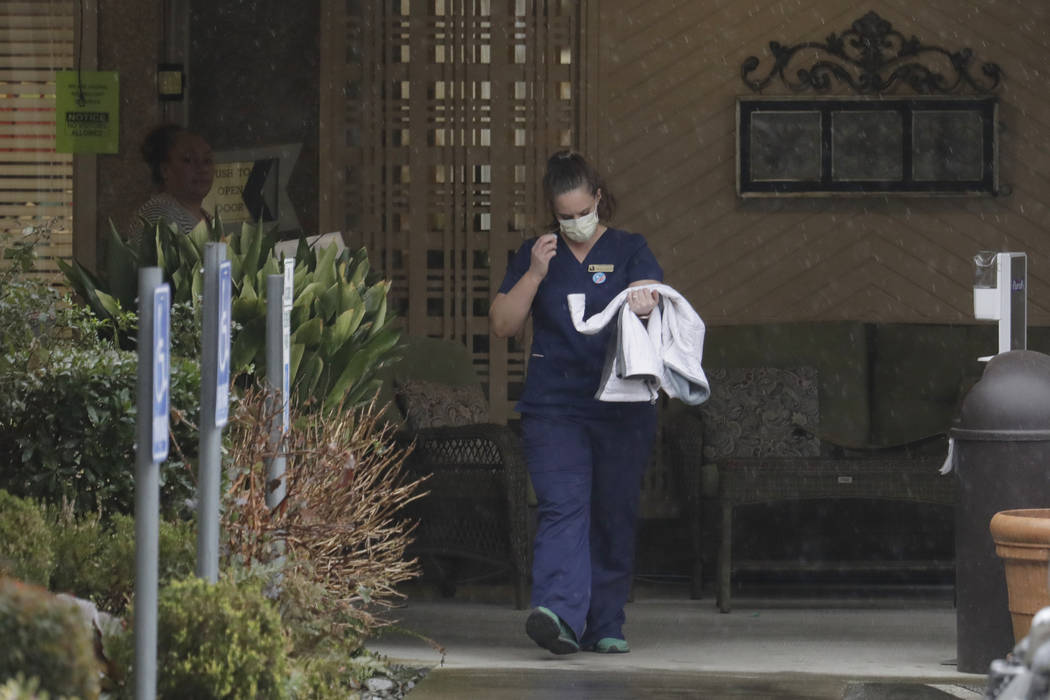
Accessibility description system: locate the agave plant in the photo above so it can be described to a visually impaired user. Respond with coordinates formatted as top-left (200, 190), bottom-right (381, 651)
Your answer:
top-left (59, 218), bottom-right (400, 408)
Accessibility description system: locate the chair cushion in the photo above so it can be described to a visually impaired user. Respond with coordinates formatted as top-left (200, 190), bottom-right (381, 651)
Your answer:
top-left (703, 322), bottom-right (869, 447)
top-left (375, 336), bottom-right (484, 426)
top-left (699, 366), bottom-right (819, 461)
top-left (395, 378), bottom-right (488, 432)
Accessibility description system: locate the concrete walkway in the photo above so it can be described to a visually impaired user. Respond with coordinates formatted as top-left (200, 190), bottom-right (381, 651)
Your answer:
top-left (370, 584), bottom-right (988, 699)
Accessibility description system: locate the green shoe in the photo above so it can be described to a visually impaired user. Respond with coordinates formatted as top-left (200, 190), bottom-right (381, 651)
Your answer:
top-left (525, 607), bottom-right (579, 655)
top-left (586, 637), bottom-right (630, 654)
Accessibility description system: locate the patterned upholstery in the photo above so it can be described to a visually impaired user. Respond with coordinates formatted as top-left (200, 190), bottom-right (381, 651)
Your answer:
top-left (699, 367), bottom-right (820, 461)
top-left (395, 379), bottom-right (489, 432)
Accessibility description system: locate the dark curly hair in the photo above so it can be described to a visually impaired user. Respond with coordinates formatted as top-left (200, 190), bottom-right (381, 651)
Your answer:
top-left (542, 150), bottom-right (616, 232)
top-left (141, 124), bottom-right (186, 186)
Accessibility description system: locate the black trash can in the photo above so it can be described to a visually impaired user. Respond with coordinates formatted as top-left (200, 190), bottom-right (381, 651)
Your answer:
top-left (953, 350), bottom-right (1050, 674)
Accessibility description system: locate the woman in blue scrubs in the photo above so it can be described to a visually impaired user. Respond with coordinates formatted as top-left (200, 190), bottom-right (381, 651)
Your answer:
top-left (490, 150), bottom-right (663, 655)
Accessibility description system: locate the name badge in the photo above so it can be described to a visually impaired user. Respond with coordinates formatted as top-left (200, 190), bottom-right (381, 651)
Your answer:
top-left (588, 264), bottom-right (614, 273)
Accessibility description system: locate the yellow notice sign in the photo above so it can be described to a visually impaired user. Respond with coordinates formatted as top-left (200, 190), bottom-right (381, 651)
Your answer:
top-left (55, 71), bottom-right (119, 154)
top-left (202, 161), bottom-right (255, 224)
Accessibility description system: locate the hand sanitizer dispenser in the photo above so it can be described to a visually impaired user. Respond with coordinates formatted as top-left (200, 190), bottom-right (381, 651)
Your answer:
top-left (974, 251), bottom-right (1027, 359)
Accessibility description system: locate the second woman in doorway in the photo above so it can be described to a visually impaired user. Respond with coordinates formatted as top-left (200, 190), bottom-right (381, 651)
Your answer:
top-left (128, 124), bottom-right (215, 237)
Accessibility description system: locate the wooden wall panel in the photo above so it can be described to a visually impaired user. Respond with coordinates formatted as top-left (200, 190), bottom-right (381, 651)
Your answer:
top-left (594, 0), bottom-right (1050, 325)
top-left (321, 0), bottom-right (579, 422)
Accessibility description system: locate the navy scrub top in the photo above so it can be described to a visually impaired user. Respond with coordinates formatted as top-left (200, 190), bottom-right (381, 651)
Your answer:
top-left (497, 227), bottom-right (663, 417)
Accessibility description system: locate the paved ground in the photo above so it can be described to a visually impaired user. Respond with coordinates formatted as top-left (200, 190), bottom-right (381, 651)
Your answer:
top-left (370, 583), bottom-right (989, 698)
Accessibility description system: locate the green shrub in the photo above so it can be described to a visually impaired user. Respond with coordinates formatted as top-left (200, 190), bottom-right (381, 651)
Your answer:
top-left (0, 578), bottom-right (100, 700)
top-left (49, 510), bottom-right (196, 614)
top-left (289, 652), bottom-right (423, 700)
top-left (268, 561), bottom-right (364, 659)
top-left (0, 673), bottom-right (60, 699)
top-left (0, 265), bottom-right (195, 516)
top-left (222, 559), bottom-right (371, 699)
top-left (46, 505), bottom-right (107, 603)
top-left (266, 563), bottom-right (367, 698)
top-left (1, 221), bottom-right (116, 356)
top-left (0, 347), bottom-right (200, 516)
top-left (288, 657), bottom-right (361, 700)
top-left (108, 576), bottom-right (289, 700)
top-left (0, 243), bottom-right (199, 517)
top-left (223, 559), bottom-right (378, 699)
top-left (61, 218), bottom-right (401, 408)
top-left (0, 491), bottom-right (53, 586)
top-left (0, 279), bottom-right (123, 364)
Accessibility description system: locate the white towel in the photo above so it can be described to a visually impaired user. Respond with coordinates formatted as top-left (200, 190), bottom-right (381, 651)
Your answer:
top-left (568, 284), bottom-right (710, 405)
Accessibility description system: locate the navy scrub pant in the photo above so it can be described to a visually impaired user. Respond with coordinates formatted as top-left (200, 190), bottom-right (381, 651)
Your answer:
top-left (521, 407), bottom-right (657, 646)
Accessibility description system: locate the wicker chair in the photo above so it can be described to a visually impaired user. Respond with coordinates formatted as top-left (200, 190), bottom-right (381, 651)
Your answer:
top-left (378, 336), bottom-right (530, 609)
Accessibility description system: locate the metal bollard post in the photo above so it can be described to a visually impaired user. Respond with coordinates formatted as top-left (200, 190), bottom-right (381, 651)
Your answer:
top-left (197, 243), bottom-right (229, 582)
top-left (264, 258), bottom-right (292, 509)
top-left (135, 267), bottom-right (169, 700)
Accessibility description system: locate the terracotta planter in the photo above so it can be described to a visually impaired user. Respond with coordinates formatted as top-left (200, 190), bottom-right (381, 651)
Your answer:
top-left (990, 508), bottom-right (1050, 642)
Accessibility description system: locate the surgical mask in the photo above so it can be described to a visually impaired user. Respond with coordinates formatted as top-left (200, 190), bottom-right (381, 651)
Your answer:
top-left (559, 206), bottom-right (599, 243)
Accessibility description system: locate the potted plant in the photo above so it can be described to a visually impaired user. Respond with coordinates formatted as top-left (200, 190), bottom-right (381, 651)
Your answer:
top-left (990, 508), bottom-right (1050, 642)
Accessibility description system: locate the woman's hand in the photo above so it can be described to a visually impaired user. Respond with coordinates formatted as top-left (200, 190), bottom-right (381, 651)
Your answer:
top-left (528, 232), bottom-right (558, 281)
top-left (628, 286), bottom-right (659, 318)
top-left (490, 232), bottom-right (558, 338)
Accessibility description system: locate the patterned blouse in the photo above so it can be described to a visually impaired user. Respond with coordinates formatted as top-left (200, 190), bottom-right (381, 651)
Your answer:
top-left (128, 193), bottom-right (209, 238)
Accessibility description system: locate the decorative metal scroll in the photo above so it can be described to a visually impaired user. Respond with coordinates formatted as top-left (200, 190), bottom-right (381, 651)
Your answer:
top-left (741, 11), bottom-right (1002, 95)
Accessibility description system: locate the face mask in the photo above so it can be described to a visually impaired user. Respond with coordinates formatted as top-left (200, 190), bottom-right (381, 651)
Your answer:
top-left (559, 206), bottom-right (599, 243)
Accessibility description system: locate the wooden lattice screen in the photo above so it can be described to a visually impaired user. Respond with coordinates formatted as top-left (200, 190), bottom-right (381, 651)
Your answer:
top-left (320, 0), bottom-right (581, 423)
top-left (0, 1), bottom-right (74, 281)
